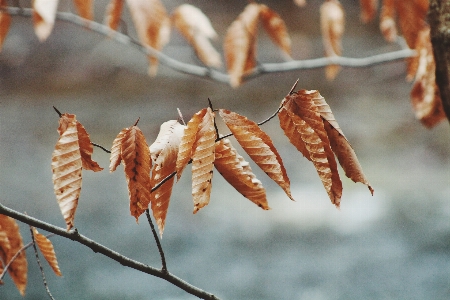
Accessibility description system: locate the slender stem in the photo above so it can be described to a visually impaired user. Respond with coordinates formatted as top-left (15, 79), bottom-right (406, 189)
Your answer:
top-left (29, 227), bottom-right (56, 300)
top-left (91, 142), bottom-right (111, 154)
top-left (0, 204), bottom-right (220, 300)
top-left (145, 209), bottom-right (167, 272)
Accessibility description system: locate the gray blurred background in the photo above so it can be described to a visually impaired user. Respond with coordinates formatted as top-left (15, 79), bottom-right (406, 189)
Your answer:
top-left (1, 0), bottom-right (449, 299)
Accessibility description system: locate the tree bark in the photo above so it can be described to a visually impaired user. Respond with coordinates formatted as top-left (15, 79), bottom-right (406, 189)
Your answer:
top-left (428, 0), bottom-right (450, 122)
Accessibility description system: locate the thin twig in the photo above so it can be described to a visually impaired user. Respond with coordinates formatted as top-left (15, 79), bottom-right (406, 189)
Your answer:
top-left (92, 142), bottom-right (111, 154)
top-left (208, 99), bottom-right (220, 139)
top-left (0, 204), bottom-right (220, 300)
top-left (29, 227), bottom-right (56, 300)
top-left (145, 209), bottom-right (167, 272)
top-left (53, 106), bottom-right (62, 118)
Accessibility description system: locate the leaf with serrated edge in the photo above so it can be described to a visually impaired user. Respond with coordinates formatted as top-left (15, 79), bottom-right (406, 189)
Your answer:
top-left (176, 108), bottom-right (208, 180)
top-left (215, 138), bottom-right (269, 209)
top-left (32, 228), bottom-right (62, 276)
top-left (73, 0), bottom-right (93, 20)
top-left (320, 0), bottom-right (345, 80)
top-left (0, 215), bottom-right (27, 296)
top-left (219, 109), bottom-right (293, 201)
top-left (0, 222), bottom-right (11, 280)
top-left (191, 107), bottom-right (216, 213)
top-left (52, 113), bottom-right (82, 230)
top-left (284, 91), bottom-right (342, 206)
top-left (172, 4), bottom-right (222, 68)
top-left (224, 3), bottom-right (261, 87)
top-left (109, 128), bottom-right (128, 172)
top-left (0, 7), bottom-right (11, 52)
top-left (121, 126), bottom-right (152, 220)
top-left (76, 121), bottom-right (103, 172)
top-left (105, 0), bottom-right (124, 31)
top-left (126, 0), bottom-right (171, 76)
top-left (149, 120), bottom-right (185, 236)
top-left (259, 4), bottom-right (291, 58)
top-left (32, 0), bottom-right (59, 42)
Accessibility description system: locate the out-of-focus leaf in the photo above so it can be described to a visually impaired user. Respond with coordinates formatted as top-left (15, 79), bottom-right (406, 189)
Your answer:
top-left (0, 0), bottom-right (11, 52)
top-left (73, 0), bottom-right (93, 20)
top-left (32, 0), bottom-right (59, 42)
top-left (51, 113), bottom-right (82, 231)
top-left (105, 0), bottom-right (124, 31)
top-left (359, 0), bottom-right (378, 23)
top-left (215, 138), bottom-right (269, 210)
top-left (294, 0), bottom-right (307, 7)
top-left (32, 228), bottom-right (62, 276)
top-left (172, 4), bottom-right (222, 68)
top-left (0, 215), bottom-right (27, 296)
top-left (320, 0), bottom-right (345, 80)
top-left (259, 4), bottom-right (291, 58)
top-left (219, 109), bottom-right (293, 201)
top-left (126, 0), bottom-right (171, 76)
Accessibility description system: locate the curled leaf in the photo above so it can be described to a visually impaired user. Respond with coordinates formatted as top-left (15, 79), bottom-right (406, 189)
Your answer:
top-left (219, 109), bottom-right (293, 201)
top-left (215, 138), bottom-right (269, 210)
top-left (172, 4), bottom-right (222, 68)
top-left (259, 4), bottom-right (291, 58)
top-left (32, 228), bottom-right (62, 276)
top-left (0, 215), bottom-right (27, 296)
top-left (76, 121), bottom-right (103, 172)
top-left (32, 0), bottom-right (59, 42)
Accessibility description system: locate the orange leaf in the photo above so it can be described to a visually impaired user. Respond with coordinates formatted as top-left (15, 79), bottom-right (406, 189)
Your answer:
top-left (320, 0), bottom-right (345, 80)
top-left (215, 138), bottom-right (269, 210)
top-left (190, 108), bottom-right (216, 213)
top-left (32, 0), bottom-right (59, 42)
top-left (0, 215), bottom-right (27, 296)
top-left (109, 128), bottom-right (128, 172)
top-left (73, 0), bottom-right (93, 20)
top-left (32, 228), bottom-right (62, 276)
top-left (410, 27), bottom-right (446, 128)
top-left (76, 121), bottom-right (103, 172)
top-left (51, 113), bottom-right (82, 231)
top-left (176, 108), bottom-right (208, 180)
top-left (105, 0), bottom-right (125, 31)
top-left (282, 91), bottom-right (342, 206)
top-left (219, 109), bottom-right (293, 201)
top-left (126, 0), bottom-right (171, 76)
top-left (149, 120), bottom-right (185, 236)
top-left (379, 0), bottom-right (397, 42)
top-left (172, 4), bottom-right (222, 68)
top-left (0, 6), bottom-right (11, 52)
top-left (394, 0), bottom-right (428, 49)
top-left (121, 125), bottom-right (152, 220)
top-left (359, 0), bottom-right (378, 23)
top-left (224, 3), bottom-right (261, 87)
top-left (259, 4), bottom-right (291, 58)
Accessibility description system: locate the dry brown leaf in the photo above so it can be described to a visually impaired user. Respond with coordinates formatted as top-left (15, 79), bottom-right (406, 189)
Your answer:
top-left (359, 0), bottom-right (378, 23)
top-left (379, 0), bottom-right (397, 42)
top-left (283, 91), bottom-right (342, 206)
top-left (0, 221), bottom-right (11, 281)
top-left (395, 0), bottom-right (428, 49)
top-left (215, 138), bottom-right (269, 210)
top-left (219, 109), bottom-right (294, 201)
top-left (126, 0), bottom-right (171, 76)
top-left (191, 107), bottom-right (216, 213)
top-left (224, 3), bottom-right (261, 87)
top-left (176, 108), bottom-right (208, 180)
top-left (52, 113), bottom-right (82, 231)
top-left (0, 4), bottom-right (11, 52)
top-left (121, 125), bottom-right (152, 220)
top-left (105, 0), bottom-right (125, 31)
top-left (32, 0), bottom-right (59, 42)
top-left (0, 215), bottom-right (27, 296)
top-left (172, 4), bottom-right (222, 68)
top-left (294, 0), bottom-right (307, 7)
top-left (410, 27), bottom-right (446, 128)
top-left (149, 120), bottom-right (185, 236)
top-left (259, 4), bottom-right (291, 58)
top-left (73, 0), bottom-right (93, 20)
top-left (76, 121), bottom-right (103, 172)
top-left (320, 0), bottom-right (345, 80)
top-left (109, 128), bottom-right (128, 172)
top-left (32, 228), bottom-right (62, 276)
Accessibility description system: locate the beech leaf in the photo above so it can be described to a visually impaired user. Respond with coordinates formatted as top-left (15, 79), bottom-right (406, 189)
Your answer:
top-left (126, 0), bottom-right (171, 76)
top-left (219, 109), bottom-right (293, 201)
top-left (32, 228), bottom-right (62, 276)
top-left (73, 0), bottom-right (93, 20)
top-left (32, 0), bottom-right (59, 42)
top-left (359, 0), bottom-right (378, 23)
top-left (76, 121), bottom-right (103, 172)
top-left (215, 138), bottom-right (269, 210)
top-left (320, 0), bottom-right (345, 80)
top-left (172, 4), bottom-right (222, 68)
top-left (259, 4), bottom-right (291, 58)
top-left (0, 215), bottom-right (27, 296)
top-left (149, 120), bottom-right (185, 236)
top-left (51, 113), bottom-right (82, 231)
top-left (109, 128), bottom-right (128, 172)
top-left (105, 0), bottom-right (125, 31)
top-left (120, 125), bottom-right (152, 220)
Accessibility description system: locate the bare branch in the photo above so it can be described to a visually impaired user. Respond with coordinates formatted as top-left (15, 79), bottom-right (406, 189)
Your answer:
top-left (145, 209), bottom-right (167, 272)
top-left (0, 203), bottom-right (220, 300)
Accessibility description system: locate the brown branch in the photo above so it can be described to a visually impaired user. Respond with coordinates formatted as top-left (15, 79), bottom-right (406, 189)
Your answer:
top-left (145, 209), bottom-right (167, 272)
